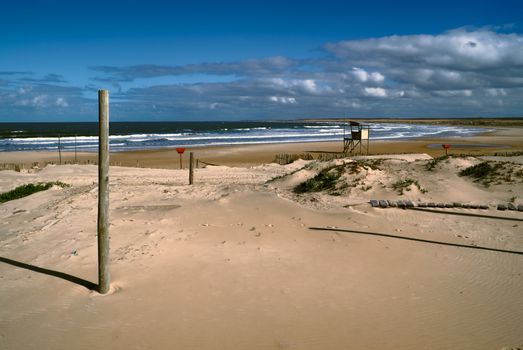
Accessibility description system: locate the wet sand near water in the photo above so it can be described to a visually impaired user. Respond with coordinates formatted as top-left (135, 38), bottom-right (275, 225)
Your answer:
top-left (1, 126), bottom-right (522, 169)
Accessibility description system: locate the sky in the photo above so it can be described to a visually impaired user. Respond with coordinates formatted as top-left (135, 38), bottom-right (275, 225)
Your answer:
top-left (1, 0), bottom-right (523, 122)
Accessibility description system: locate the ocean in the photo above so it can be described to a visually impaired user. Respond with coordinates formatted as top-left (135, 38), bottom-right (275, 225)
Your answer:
top-left (0, 121), bottom-right (486, 152)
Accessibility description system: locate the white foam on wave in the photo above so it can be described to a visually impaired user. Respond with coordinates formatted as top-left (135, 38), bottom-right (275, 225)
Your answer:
top-left (233, 127), bottom-right (269, 131)
top-left (0, 123), bottom-right (486, 152)
top-left (304, 125), bottom-right (342, 129)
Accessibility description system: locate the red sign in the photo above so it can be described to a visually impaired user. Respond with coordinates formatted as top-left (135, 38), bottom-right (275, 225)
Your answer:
top-left (176, 147), bottom-right (186, 154)
top-left (442, 144), bottom-right (451, 149)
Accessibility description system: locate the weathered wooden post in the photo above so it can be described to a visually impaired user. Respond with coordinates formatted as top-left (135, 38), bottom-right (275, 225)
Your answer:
top-left (189, 152), bottom-right (194, 185)
top-left (58, 135), bottom-right (62, 165)
top-left (97, 90), bottom-right (110, 294)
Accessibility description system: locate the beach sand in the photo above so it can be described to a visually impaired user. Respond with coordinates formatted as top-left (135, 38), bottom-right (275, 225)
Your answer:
top-left (1, 127), bottom-right (523, 349)
top-left (1, 126), bottom-right (522, 169)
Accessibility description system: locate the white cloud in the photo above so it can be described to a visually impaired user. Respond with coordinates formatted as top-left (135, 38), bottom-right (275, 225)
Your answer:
top-left (269, 96), bottom-right (297, 104)
top-left (327, 28), bottom-right (523, 71)
top-left (352, 67), bottom-right (385, 83)
top-left (352, 68), bottom-right (368, 82)
top-left (55, 97), bottom-right (68, 107)
top-left (301, 79), bottom-right (317, 93)
top-left (18, 86), bottom-right (32, 94)
top-left (325, 28), bottom-right (523, 97)
top-left (364, 87), bottom-right (387, 97)
top-left (32, 95), bottom-right (46, 107)
top-left (486, 88), bottom-right (507, 96)
top-left (433, 89), bottom-right (473, 97)
top-left (370, 72), bottom-right (385, 83)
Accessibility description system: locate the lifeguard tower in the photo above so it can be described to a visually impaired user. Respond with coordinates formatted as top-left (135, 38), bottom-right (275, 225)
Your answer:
top-left (343, 121), bottom-right (370, 155)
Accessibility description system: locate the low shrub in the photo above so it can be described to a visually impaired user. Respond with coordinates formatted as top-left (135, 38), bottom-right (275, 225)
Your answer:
top-left (293, 165), bottom-right (342, 193)
top-left (459, 162), bottom-right (499, 178)
top-left (0, 181), bottom-right (70, 203)
top-left (392, 178), bottom-right (427, 194)
top-left (425, 155), bottom-right (450, 171)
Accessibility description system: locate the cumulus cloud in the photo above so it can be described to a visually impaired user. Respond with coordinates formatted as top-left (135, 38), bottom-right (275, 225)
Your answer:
top-left (352, 67), bottom-right (385, 83)
top-left (0, 81), bottom-right (89, 120)
top-left (364, 87), bottom-right (387, 97)
top-left (55, 97), bottom-right (69, 107)
top-left (325, 28), bottom-right (523, 70)
top-left (324, 28), bottom-right (523, 92)
top-left (16, 94), bottom-right (47, 107)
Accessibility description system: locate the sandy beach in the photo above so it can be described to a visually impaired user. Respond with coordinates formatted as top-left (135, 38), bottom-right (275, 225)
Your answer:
top-left (1, 126), bottom-right (523, 349)
top-left (1, 126), bottom-right (522, 169)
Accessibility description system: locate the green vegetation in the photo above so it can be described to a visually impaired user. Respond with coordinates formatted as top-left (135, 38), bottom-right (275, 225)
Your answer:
top-left (293, 160), bottom-right (379, 194)
top-left (459, 161), bottom-right (501, 178)
top-left (425, 155), bottom-right (450, 171)
top-left (459, 161), bottom-right (523, 187)
top-left (293, 165), bottom-right (343, 194)
top-left (391, 178), bottom-right (427, 194)
top-left (358, 159), bottom-right (383, 170)
top-left (0, 181), bottom-right (70, 203)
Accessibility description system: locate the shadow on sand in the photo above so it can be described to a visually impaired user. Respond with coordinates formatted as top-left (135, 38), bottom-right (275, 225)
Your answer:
top-left (407, 207), bottom-right (523, 222)
top-left (309, 227), bottom-right (523, 256)
top-left (0, 256), bottom-right (97, 290)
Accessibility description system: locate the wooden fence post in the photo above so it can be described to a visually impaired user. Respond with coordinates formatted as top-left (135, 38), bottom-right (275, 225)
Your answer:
top-left (58, 135), bottom-right (62, 165)
top-left (97, 90), bottom-right (110, 294)
top-left (189, 152), bottom-right (194, 185)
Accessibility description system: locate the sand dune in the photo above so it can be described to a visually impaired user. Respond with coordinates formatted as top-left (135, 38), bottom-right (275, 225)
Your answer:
top-left (1, 154), bottom-right (522, 349)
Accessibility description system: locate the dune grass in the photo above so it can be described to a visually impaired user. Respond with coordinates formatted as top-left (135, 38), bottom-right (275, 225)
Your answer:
top-left (392, 178), bottom-right (428, 194)
top-left (425, 155), bottom-right (450, 171)
top-left (0, 181), bottom-right (70, 203)
top-left (459, 162), bottom-right (501, 179)
top-left (293, 165), bottom-right (342, 194)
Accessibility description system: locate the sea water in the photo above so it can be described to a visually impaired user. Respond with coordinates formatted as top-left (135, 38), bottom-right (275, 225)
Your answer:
top-left (0, 121), bottom-right (487, 152)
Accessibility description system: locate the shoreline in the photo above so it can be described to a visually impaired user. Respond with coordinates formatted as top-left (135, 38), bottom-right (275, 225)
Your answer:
top-left (299, 117), bottom-right (523, 126)
top-left (1, 126), bottom-right (522, 169)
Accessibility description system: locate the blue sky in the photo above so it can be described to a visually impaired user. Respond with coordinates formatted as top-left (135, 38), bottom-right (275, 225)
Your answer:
top-left (1, 0), bottom-right (522, 121)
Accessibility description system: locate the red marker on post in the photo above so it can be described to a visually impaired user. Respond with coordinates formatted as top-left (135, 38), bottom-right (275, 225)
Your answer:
top-left (442, 144), bottom-right (451, 155)
top-left (176, 147), bottom-right (186, 169)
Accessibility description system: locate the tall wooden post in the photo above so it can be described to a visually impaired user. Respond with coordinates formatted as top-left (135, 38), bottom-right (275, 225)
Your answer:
top-left (97, 90), bottom-right (110, 294)
top-left (189, 152), bottom-right (194, 185)
top-left (58, 135), bottom-right (62, 165)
